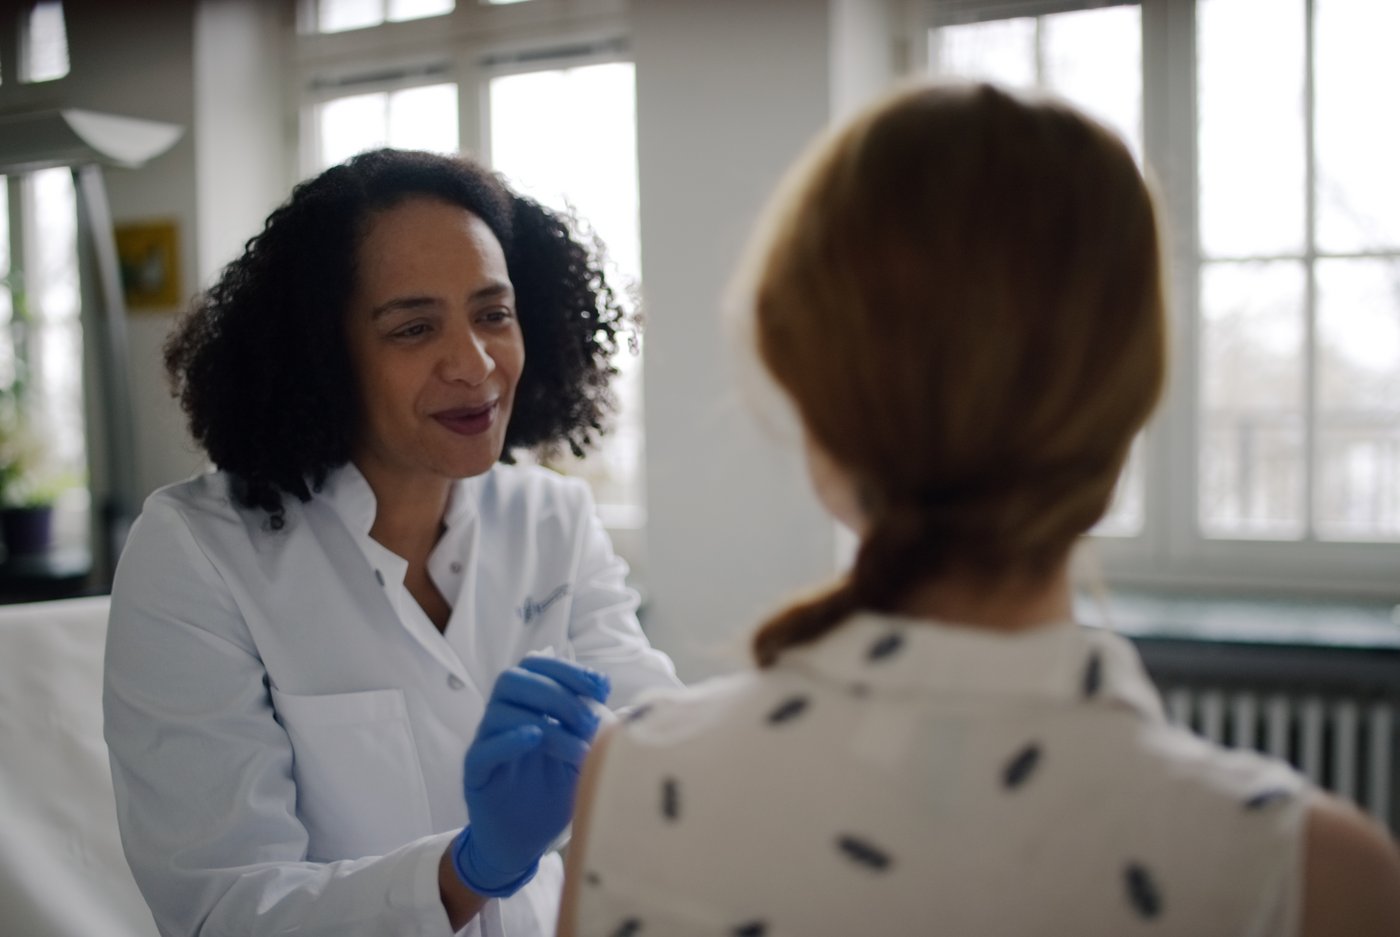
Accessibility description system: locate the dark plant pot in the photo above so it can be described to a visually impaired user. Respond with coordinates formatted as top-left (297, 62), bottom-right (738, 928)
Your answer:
top-left (1, 505), bottom-right (54, 558)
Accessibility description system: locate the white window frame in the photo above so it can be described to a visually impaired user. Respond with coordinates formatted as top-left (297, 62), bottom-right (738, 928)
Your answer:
top-left (915, 0), bottom-right (1400, 598)
top-left (292, 0), bottom-right (630, 173)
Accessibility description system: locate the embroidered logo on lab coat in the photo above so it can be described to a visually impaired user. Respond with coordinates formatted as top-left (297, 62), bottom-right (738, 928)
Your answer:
top-left (518, 584), bottom-right (570, 624)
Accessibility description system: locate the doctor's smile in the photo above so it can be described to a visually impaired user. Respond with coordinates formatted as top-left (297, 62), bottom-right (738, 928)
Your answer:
top-left (432, 400), bottom-right (500, 437)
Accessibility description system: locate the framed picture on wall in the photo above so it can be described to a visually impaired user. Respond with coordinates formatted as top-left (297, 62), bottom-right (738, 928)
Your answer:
top-left (114, 219), bottom-right (180, 310)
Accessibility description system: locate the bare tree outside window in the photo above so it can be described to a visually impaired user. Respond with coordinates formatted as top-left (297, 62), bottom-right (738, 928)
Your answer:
top-left (1199, 0), bottom-right (1400, 543)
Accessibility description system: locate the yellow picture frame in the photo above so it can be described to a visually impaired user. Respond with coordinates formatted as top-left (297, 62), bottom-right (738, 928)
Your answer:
top-left (114, 220), bottom-right (181, 310)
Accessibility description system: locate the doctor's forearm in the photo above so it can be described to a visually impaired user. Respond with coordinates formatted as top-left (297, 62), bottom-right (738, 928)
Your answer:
top-left (439, 845), bottom-right (490, 930)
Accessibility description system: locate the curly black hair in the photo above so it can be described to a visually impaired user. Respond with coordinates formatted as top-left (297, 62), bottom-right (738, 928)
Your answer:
top-left (165, 148), bottom-right (633, 521)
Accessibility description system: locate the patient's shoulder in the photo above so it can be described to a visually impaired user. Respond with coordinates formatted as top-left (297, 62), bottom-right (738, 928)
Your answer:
top-left (1302, 792), bottom-right (1400, 937)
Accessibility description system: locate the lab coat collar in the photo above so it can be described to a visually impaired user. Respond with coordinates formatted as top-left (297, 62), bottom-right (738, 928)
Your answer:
top-left (779, 612), bottom-right (1165, 723)
top-left (315, 461), bottom-right (485, 539)
top-left (310, 461), bottom-right (485, 683)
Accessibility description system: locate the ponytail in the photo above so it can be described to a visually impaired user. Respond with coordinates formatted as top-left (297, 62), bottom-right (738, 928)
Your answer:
top-left (751, 479), bottom-right (1082, 667)
top-left (753, 505), bottom-right (949, 668)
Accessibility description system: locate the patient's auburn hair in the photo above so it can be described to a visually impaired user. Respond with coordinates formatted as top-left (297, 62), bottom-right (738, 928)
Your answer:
top-left (749, 82), bottom-right (1167, 667)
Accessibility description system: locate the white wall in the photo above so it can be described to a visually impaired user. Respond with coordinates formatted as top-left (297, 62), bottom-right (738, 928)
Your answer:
top-left (193, 0), bottom-right (290, 286)
top-left (633, 0), bottom-right (899, 679)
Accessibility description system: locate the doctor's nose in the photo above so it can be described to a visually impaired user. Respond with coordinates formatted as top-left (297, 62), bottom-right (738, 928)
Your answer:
top-left (440, 331), bottom-right (496, 386)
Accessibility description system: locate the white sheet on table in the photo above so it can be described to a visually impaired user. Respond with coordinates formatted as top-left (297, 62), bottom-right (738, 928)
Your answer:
top-left (0, 595), bottom-right (159, 937)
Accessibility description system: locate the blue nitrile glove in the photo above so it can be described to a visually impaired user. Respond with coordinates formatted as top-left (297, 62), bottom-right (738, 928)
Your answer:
top-left (451, 655), bottom-right (611, 897)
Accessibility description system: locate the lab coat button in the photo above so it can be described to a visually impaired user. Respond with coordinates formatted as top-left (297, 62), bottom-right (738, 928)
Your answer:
top-left (447, 674), bottom-right (466, 691)
top-left (374, 569), bottom-right (385, 587)
top-left (449, 561), bottom-right (463, 574)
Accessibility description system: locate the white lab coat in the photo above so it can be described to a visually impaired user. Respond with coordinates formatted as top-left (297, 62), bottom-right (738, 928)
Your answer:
top-left (102, 462), bottom-right (680, 937)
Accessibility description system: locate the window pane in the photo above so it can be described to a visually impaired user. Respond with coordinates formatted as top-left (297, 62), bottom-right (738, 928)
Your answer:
top-left (29, 169), bottom-right (78, 325)
top-left (318, 92), bottom-right (388, 169)
top-left (27, 168), bottom-right (85, 471)
top-left (933, 9), bottom-right (1142, 158)
top-left (1315, 0), bottom-right (1400, 253)
top-left (1198, 0), bottom-right (1306, 257)
top-left (318, 0), bottom-right (383, 33)
top-left (932, 18), bottom-right (1037, 87)
top-left (489, 63), bottom-right (642, 521)
top-left (389, 0), bottom-right (453, 19)
top-left (490, 66), bottom-right (638, 280)
top-left (1040, 6), bottom-right (1142, 161)
top-left (1315, 259), bottom-right (1400, 539)
top-left (25, 1), bottom-right (69, 84)
top-left (1199, 261), bottom-right (1306, 538)
top-left (386, 83), bottom-right (458, 156)
top-left (1095, 436), bottom-right (1146, 537)
top-left (318, 85), bottom-right (458, 171)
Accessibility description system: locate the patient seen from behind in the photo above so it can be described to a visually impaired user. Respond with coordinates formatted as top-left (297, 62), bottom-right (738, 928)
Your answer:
top-left (557, 82), bottom-right (1400, 936)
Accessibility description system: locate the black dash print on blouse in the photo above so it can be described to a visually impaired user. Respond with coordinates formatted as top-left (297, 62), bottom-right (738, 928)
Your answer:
top-left (1002, 742), bottom-right (1042, 790)
top-left (662, 777), bottom-right (680, 821)
top-left (867, 632), bottom-right (905, 663)
top-left (1244, 787), bottom-right (1293, 810)
top-left (732, 922), bottom-right (768, 937)
top-left (1082, 651), bottom-right (1103, 698)
top-left (837, 834), bottom-right (893, 871)
top-left (1125, 863), bottom-right (1163, 919)
top-left (611, 918), bottom-right (642, 937)
top-left (767, 695), bottom-right (810, 725)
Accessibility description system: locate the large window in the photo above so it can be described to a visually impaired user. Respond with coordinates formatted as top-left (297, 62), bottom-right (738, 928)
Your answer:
top-left (1198, 0), bottom-right (1400, 543)
top-left (0, 169), bottom-right (88, 546)
top-left (295, 0), bottom-right (644, 532)
top-left (0, 2), bottom-right (87, 556)
top-left (927, 0), bottom-right (1400, 594)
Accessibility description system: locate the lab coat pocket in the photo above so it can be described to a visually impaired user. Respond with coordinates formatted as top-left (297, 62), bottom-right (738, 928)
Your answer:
top-left (269, 685), bottom-right (433, 861)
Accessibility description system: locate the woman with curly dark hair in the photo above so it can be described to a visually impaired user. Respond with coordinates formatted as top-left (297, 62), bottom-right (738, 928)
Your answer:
top-left (102, 148), bottom-right (680, 937)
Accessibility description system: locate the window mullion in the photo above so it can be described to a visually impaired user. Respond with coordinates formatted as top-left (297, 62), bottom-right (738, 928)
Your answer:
top-left (6, 178), bottom-right (22, 281)
top-left (1302, 0), bottom-right (1319, 541)
top-left (457, 55), bottom-right (485, 160)
top-left (1032, 15), bottom-right (1044, 85)
top-left (1144, 0), bottom-right (1200, 568)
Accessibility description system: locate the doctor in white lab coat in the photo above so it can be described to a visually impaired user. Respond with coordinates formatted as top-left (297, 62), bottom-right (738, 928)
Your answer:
top-left (103, 149), bottom-right (680, 937)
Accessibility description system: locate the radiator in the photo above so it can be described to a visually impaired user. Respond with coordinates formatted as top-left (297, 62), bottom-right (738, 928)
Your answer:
top-left (1160, 684), bottom-right (1398, 828)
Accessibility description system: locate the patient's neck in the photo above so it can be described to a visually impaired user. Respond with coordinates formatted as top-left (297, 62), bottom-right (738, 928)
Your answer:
top-left (896, 562), bottom-right (1073, 634)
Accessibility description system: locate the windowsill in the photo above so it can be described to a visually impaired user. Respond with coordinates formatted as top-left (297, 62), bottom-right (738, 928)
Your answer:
top-left (1078, 587), bottom-right (1400, 650)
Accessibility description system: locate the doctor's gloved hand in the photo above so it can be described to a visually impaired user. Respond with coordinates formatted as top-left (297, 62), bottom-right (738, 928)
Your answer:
top-left (451, 656), bottom-right (611, 898)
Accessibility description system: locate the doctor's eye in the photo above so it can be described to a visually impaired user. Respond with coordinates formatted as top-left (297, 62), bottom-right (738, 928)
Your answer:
top-left (478, 306), bottom-right (517, 327)
top-left (389, 321), bottom-right (433, 341)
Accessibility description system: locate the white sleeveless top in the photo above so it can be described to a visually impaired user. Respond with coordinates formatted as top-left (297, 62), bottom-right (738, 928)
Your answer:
top-left (577, 614), bottom-right (1310, 937)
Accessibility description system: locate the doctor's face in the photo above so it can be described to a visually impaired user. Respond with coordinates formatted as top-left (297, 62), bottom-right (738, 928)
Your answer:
top-left (345, 197), bottom-right (524, 490)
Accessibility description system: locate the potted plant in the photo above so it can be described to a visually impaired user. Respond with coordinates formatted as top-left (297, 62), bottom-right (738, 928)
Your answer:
top-left (0, 273), bottom-right (75, 559)
top-left (0, 396), bottom-right (66, 557)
